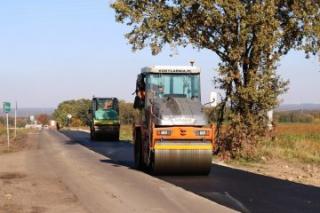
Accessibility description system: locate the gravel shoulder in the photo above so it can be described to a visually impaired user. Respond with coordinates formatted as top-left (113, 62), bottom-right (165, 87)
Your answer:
top-left (0, 131), bottom-right (86, 213)
top-left (217, 158), bottom-right (320, 188)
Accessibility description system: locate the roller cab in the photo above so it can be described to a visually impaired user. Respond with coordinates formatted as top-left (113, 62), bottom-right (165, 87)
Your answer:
top-left (89, 97), bottom-right (120, 141)
top-left (133, 65), bottom-right (216, 175)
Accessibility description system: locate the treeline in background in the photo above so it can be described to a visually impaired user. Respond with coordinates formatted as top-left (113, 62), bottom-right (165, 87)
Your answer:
top-left (204, 108), bottom-right (320, 124)
top-left (52, 99), bottom-right (139, 127)
top-left (274, 111), bottom-right (320, 123)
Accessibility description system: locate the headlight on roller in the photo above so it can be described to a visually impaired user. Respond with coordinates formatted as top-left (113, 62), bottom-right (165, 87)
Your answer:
top-left (157, 130), bottom-right (172, 136)
top-left (196, 130), bottom-right (209, 136)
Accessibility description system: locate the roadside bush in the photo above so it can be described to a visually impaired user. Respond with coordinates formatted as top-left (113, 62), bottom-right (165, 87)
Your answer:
top-left (0, 117), bottom-right (27, 128)
top-left (119, 101), bottom-right (139, 124)
top-left (71, 118), bottom-right (83, 127)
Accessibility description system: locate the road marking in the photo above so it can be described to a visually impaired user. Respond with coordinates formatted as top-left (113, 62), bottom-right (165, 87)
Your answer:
top-left (225, 192), bottom-right (250, 213)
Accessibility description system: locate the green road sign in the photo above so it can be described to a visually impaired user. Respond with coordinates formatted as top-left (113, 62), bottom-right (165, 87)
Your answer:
top-left (3, 102), bottom-right (11, 113)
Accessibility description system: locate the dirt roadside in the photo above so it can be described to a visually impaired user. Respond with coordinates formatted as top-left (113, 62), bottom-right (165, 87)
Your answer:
top-left (0, 130), bottom-right (87, 213)
top-left (0, 129), bottom-right (32, 154)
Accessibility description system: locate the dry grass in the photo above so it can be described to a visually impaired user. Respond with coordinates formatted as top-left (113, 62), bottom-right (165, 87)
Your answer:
top-left (0, 128), bottom-right (30, 154)
top-left (224, 123), bottom-right (320, 186)
top-left (255, 123), bottom-right (320, 165)
top-left (120, 125), bottom-right (132, 141)
top-left (0, 127), bottom-right (8, 142)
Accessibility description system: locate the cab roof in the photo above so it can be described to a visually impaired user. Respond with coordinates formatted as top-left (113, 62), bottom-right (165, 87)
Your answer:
top-left (141, 65), bottom-right (201, 74)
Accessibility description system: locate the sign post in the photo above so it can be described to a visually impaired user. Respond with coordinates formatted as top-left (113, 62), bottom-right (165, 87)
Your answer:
top-left (67, 114), bottom-right (72, 127)
top-left (30, 115), bottom-right (35, 124)
top-left (14, 102), bottom-right (17, 138)
top-left (3, 102), bottom-right (11, 150)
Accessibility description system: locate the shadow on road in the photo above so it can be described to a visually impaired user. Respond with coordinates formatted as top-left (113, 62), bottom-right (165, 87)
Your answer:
top-left (62, 130), bottom-right (320, 213)
top-left (62, 130), bottom-right (134, 168)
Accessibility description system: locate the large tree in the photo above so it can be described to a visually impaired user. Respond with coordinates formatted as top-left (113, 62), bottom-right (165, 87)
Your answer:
top-left (112, 0), bottom-right (320, 157)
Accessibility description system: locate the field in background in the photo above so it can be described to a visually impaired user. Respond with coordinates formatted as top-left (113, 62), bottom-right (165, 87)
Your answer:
top-left (253, 124), bottom-right (320, 165)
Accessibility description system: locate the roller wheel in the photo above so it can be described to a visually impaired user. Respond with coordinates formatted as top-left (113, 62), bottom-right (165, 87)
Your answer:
top-left (114, 131), bottom-right (120, 141)
top-left (90, 128), bottom-right (96, 141)
top-left (134, 131), bottom-right (144, 169)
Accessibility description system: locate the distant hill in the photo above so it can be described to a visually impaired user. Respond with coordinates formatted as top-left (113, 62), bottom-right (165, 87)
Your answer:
top-left (277, 104), bottom-right (320, 111)
top-left (1, 108), bottom-right (55, 117)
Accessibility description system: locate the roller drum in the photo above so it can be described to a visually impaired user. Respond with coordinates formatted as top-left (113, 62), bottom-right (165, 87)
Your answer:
top-left (153, 142), bottom-right (213, 175)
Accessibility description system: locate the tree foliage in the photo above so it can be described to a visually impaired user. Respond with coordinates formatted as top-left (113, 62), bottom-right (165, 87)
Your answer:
top-left (112, 0), bottom-right (320, 157)
top-left (36, 114), bottom-right (50, 125)
top-left (53, 99), bottom-right (91, 127)
top-left (119, 101), bottom-right (139, 124)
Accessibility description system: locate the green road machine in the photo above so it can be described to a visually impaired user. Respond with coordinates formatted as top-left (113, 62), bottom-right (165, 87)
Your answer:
top-left (89, 97), bottom-right (120, 141)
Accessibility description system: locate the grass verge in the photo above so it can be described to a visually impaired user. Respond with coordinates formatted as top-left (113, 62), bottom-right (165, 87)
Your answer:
top-left (258, 123), bottom-right (320, 165)
top-left (225, 123), bottom-right (320, 167)
top-left (120, 125), bottom-right (132, 141)
top-left (0, 128), bottom-right (31, 154)
top-left (217, 123), bottom-right (320, 186)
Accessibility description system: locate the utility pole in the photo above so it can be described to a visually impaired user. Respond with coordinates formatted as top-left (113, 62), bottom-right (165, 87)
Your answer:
top-left (14, 101), bottom-right (17, 138)
top-left (6, 112), bottom-right (9, 150)
top-left (67, 114), bottom-right (72, 128)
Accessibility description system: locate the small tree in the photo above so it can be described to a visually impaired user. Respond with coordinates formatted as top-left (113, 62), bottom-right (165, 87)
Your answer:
top-left (112, 0), bottom-right (319, 157)
top-left (36, 114), bottom-right (50, 125)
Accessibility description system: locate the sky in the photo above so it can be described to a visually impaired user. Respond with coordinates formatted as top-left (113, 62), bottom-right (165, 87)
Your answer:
top-left (0, 0), bottom-right (319, 108)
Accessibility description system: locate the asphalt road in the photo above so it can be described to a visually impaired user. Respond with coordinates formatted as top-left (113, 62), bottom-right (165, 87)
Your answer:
top-left (62, 130), bottom-right (320, 213)
top-left (34, 130), bottom-right (234, 213)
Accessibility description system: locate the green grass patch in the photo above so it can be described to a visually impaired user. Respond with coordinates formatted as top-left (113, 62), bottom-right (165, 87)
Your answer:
top-left (224, 124), bottom-right (320, 166)
top-left (253, 124), bottom-right (320, 165)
